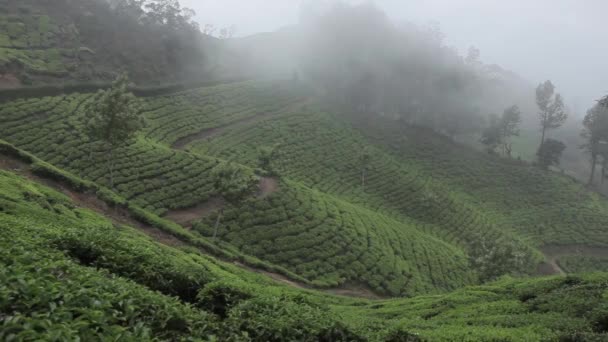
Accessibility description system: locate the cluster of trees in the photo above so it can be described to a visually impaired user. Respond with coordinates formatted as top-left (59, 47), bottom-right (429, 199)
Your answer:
top-left (581, 96), bottom-right (608, 185)
top-left (480, 80), bottom-right (568, 170)
top-left (480, 105), bottom-right (521, 157)
top-left (298, 3), bottom-right (494, 136)
top-left (45, 0), bottom-right (211, 82)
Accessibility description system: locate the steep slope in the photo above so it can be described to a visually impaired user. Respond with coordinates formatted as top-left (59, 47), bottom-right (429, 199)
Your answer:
top-left (3, 80), bottom-right (608, 296)
top-left (0, 82), bottom-right (478, 296)
top-left (2, 165), bottom-right (608, 341)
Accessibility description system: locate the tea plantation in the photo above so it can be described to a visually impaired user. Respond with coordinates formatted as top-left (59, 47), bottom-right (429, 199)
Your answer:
top-left (0, 81), bottom-right (482, 296)
top-left (3, 80), bottom-right (608, 299)
top-left (1, 163), bottom-right (608, 341)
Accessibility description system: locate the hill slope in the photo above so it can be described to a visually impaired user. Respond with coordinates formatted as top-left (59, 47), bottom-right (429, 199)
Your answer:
top-left (3, 80), bottom-right (608, 299)
top-left (2, 155), bottom-right (608, 341)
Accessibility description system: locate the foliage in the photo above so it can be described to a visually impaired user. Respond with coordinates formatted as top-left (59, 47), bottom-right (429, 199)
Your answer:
top-left (581, 101), bottom-right (608, 184)
top-left (258, 144), bottom-right (279, 175)
top-left (537, 139), bottom-right (567, 169)
top-left (480, 106), bottom-right (521, 156)
top-left (85, 74), bottom-right (143, 187)
top-left (85, 74), bottom-right (143, 147)
top-left (3, 122), bottom-right (608, 340)
top-left (536, 80), bottom-right (567, 147)
top-left (212, 162), bottom-right (257, 202)
top-left (4, 80), bottom-right (608, 299)
top-left (0, 0), bottom-right (209, 85)
top-left (480, 114), bottom-right (502, 153)
top-left (499, 105), bottom-right (522, 157)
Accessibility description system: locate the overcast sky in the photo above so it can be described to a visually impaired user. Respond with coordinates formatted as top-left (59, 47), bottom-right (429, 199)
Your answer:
top-left (181, 0), bottom-right (608, 115)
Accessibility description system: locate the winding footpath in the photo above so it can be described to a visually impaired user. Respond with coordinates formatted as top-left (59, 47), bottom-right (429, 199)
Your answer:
top-left (0, 155), bottom-right (380, 300)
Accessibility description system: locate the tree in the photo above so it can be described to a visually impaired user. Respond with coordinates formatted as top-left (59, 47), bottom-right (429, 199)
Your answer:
top-left (499, 105), bottom-right (521, 157)
top-left (536, 81), bottom-right (567, 148)
top-left (537, 139), bottom-right (566, 170)
top-left (85, 74), bottom-right (143, 188)
top-left (480, 114), bottom-right (502, 154)
top-left (581, 100), bottom-right (608, 185)
top-left (358, 147), bottom-right (372, 190)
top-left (211, 162), bottom-right (258, 241)
top-left (257, 145), bottom-right (279, 176)
top-left (480, 106), bottom-right (520, 157)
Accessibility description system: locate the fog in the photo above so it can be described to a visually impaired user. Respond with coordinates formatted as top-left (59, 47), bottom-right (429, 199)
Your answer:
top-left (183, 0), bottom-right (608, 115)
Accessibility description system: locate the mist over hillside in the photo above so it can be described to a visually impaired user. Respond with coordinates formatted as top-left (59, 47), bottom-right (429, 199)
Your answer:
top-left (2, 0), bottom-right (608, 341)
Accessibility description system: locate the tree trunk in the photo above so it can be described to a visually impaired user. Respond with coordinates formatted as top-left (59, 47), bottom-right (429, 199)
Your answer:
top-left (212, 209), bottom-right (223, 241)
top-left (588, 153), bottom-right (597, 186)
top-left (361, 168), bottom-right (366, 190)
top-left (540, 126), bottom-right (546, 149)
top-left (107, 145), bottom-right (114, 189)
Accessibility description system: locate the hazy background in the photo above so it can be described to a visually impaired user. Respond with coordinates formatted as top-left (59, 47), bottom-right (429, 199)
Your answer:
top-left (182, 0), bottom-right (608, 116)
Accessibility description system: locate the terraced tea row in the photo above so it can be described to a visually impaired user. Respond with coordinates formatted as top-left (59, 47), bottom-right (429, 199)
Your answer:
top-left (0, 82), bottom-right (479, 295)
top-left (354, 116), bottom-right (608, 249)
top-left (0, 11), bottom-right (69, 78)
top-left (142, 80), bottom-right (305, 147)
top-left (0, 82), bottom-right (303, 215)
top-left (190, 109), bottom-right (541, 276)
top-left (194, 178), bottom-right (476, 295)
top-left (4, 168), bottom-right (608, 341)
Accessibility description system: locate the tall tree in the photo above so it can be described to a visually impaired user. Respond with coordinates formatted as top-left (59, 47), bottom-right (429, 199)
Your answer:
top-left (581, 100), bottom-right (608, 185)
top-left (499, 105), bottom-right (522, 157)
top-left (211, 162), bottom-right (258, 241)
top-left (536, 80), bottom-right (567, 149)
top-left (85, 74), bottom-right (143, 188)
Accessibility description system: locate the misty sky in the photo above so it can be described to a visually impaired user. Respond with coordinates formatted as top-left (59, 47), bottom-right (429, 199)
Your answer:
top-left (182, 0), bottom-right (608, 115)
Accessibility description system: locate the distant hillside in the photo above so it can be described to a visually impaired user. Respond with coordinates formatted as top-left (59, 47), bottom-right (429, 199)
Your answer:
top-left (0, 0), bottom-right (215, 87)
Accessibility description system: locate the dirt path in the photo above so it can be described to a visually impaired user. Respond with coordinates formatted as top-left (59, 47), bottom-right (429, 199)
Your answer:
top-left (1, 154), bottom-right (384, 300)
top-left (0, 156), bottom-right (186, 247)
top-left (163, 176), bottom-right (280, 226)
top-left (233, 262), bottom-right (382, 300)
top-left (538, 244), bottom-right (608, 276)
top-left (257, 177), bottom-right (279, 198)
top-left (171, 99), bottom-right (309, 150)
top-left (163, 197), bottom-right (224, 228)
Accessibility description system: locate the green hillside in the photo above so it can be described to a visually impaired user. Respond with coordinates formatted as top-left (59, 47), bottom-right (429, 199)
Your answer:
top-left (0, 0), bottom-right (212, 87)
top-left (3, 0), bottom-right (608, 340)
top-left (1, 148), bottom-right (608, 341)
top-left (3, 79), bottom-right (608, 301)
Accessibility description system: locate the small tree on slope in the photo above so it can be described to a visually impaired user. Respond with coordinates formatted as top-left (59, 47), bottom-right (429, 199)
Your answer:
top-left (536, 80), bottom-right (567, 151)
top-left (499, 105), bottom-right (522, 157)
top-left (537, 138), bottom-right (566, 170)
top-left (85, 74), bottom-right (143, 188)
top-left (211, 162), bottom-right (258, 241)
